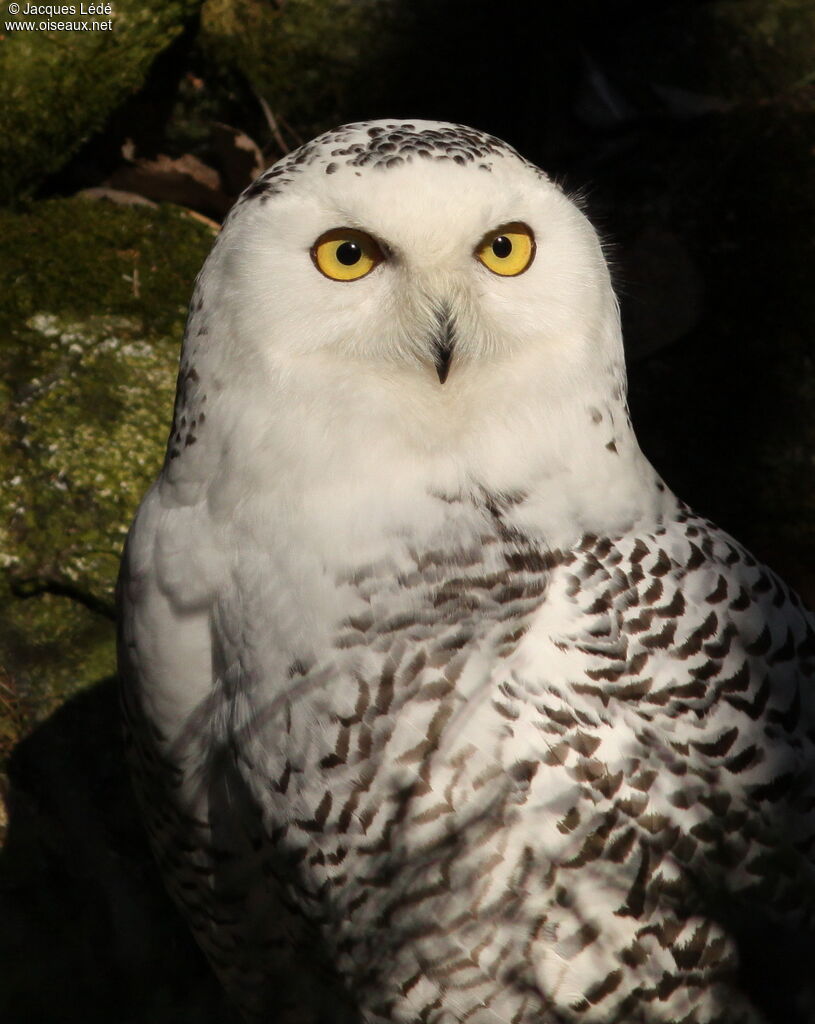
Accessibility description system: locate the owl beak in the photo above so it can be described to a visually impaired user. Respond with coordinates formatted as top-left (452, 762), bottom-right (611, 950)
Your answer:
top-left (432, 306), bottom-right (456, 385)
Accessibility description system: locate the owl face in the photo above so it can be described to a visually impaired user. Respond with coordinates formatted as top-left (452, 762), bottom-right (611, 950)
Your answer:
top-left (211, 120), bottom-right (620, 406)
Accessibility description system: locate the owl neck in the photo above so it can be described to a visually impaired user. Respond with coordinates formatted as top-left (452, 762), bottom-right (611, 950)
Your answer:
top-left (187, 349), bottom-right (669, 566)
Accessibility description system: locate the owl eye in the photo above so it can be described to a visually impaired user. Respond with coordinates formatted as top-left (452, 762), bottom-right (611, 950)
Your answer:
top-left (476, 223), bottom-right (535, 276)
top-left (312, 228), bottom-right (383, 281)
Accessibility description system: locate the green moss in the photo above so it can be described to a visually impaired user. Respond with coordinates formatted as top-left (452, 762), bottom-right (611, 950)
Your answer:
top-left (0, 198), bottom-right (213, 760)
top-left (0, 198), bottom-right (209, 333)
top-left (3, 312), bottom-right (177, 598)
top-left (0, 0), bottom-right (202, 203)
top-left (1, 585), bottom-right (115, 747)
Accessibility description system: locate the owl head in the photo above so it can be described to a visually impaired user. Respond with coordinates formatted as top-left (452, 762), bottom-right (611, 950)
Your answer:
top-left (164, 120), bottom-right (660, 541)
top-left (208, 119), bottom-right (620, 388)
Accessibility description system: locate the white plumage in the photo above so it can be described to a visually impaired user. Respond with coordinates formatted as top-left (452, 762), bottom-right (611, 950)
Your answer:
top-left (118, 119), bottom-right (815, 1023)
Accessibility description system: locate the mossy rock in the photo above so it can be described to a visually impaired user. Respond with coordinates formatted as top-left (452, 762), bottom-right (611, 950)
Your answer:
top-left (0, 0), bottom-right (202, 203)
top-left (199, 0), bottom-right (400, 142)
top-left (0, 197), bottom-right (213, 769)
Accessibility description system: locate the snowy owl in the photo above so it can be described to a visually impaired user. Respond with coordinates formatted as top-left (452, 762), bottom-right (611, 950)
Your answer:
top-left (118, 119), bottom-right (815, 1024)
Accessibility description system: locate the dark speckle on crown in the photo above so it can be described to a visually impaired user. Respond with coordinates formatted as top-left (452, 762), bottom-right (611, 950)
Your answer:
top-left (236, 120), bottom-right (534, 207)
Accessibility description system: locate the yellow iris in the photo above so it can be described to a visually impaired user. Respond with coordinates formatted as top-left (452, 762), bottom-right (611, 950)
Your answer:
top-left (312, 228), bottom-right (383, 281)
top-left (476, 223), bottom-right (535, 276)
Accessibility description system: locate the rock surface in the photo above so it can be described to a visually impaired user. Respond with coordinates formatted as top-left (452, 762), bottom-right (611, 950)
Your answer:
top-left (0, 0), bottom-right (201, 202)
top-left (0, 197), bottom-right (218, 1021)
top-left (0, 197), bottom-right (214, 772)
top-left (199, 0), bottom-right (400, 146)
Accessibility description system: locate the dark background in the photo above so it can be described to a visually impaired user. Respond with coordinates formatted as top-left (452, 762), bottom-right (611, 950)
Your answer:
top-left (1, 1), bottom-right (813, 1020)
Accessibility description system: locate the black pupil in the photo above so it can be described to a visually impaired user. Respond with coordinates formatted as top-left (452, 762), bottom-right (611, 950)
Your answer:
top-left (492, 235), bottom-right (512, 259)
top-left (336, 241), bottom-right (362, 266)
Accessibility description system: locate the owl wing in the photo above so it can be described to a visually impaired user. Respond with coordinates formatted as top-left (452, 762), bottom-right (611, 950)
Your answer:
top-left (513, 507), bottom-right (815, 1022)
top-left (117, 485), bottom-right (359, 1024)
